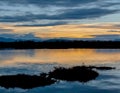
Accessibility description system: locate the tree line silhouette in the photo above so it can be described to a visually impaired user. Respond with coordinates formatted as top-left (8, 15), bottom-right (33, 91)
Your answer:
top-left (0, 40), bottom-right (120, 49)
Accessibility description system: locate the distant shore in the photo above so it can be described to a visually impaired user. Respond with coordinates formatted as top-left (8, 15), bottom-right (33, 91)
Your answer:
top-left (1, 40), bottom-right (120, 49)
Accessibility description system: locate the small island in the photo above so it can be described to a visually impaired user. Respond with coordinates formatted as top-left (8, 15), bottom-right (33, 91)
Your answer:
top-left (0, 65), bottom-right (115, 89)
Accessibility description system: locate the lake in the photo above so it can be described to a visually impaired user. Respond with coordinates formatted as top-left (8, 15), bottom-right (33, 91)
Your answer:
top-left (0, 49), bottom-right (120, 93)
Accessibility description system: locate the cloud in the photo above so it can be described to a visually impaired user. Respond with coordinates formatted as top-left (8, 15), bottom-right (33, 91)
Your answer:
top-left (16, 21), bottom-right (68, 27)
top-left (0, 0), bottom-right (99, 7)
top-left (55, 8), bottom-right (118, 20)
top-left (0, 8), bottom-right (118, 22)
top-left (0, 0), bottom-right (120, 26)
top-left (76, 23), bottom-right (120, 29)
top-left (0, 33), bottom-right (42, 42)
top-left (113, 24), bottom-right (120, 28)
top-left (108, 30), bottom-right (120, 32)
top-left (91, 34), bottom-right (120, 41)
top-left (0, 28), bottom-right (12, 33)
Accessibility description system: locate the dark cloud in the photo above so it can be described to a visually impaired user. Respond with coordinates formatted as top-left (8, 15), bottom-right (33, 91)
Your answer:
top-left (108, 30), bottom-right (120, 32)
top-left (0, 15), bottom-right (32, 22)
top-left (113, 24), bottom-right (120, 28)
top-left (101, 2), bottom-right (120, 7)
top-left (0, 0), bottom-right (99, 7)
top-left (0, 28), bottom-right (12, 33)
top-left (89, 34), bottom-right (120, 41)
top-left (92, 34), bottom-right (120, 37)
top-left (0, 8), bottom-right (118, 23)
top-left (55, 8), bottom-right (118, 20)
top-left (0, 33), bottom-right (41, 42)
top-left (0, 0), bottom-right (120, 26)
top-left (17, 21), bottom-right (68, 27)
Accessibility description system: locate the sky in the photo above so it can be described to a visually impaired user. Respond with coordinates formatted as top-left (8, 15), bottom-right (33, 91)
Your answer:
top-left (0, 0), bottom-right (120, 40)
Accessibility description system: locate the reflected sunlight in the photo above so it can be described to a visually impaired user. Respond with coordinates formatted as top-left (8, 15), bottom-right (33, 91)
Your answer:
top-left (0, 49), bottom-right (120, 66)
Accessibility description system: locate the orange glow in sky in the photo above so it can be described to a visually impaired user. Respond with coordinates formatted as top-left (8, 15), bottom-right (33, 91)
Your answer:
top-left (0, 23), bottom-right (120, 39)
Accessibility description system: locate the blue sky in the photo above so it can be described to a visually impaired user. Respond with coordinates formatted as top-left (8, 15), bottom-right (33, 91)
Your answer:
top-left (0, 0), bottom-right (120, 40)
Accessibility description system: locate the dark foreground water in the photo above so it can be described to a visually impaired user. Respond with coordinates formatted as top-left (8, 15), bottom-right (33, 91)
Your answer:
top-left (0, 49), bottom-right (120, 93)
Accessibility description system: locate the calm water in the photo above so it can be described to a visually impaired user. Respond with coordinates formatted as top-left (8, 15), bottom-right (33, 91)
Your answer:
top-left (0, 49), bottom-right (120, 93)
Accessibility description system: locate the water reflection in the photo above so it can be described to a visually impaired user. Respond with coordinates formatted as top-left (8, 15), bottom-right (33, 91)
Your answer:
top-left (0, 49), bottom-right (120, 93)
top-left (0, 49), bottom-right (120, 67)
top-left (95, 49), bottom-right (120, 53)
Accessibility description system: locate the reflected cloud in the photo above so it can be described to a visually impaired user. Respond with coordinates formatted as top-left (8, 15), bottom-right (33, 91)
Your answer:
top-left (95, 49), bottom-right (120, 53)
top-left (0, 49), bottom-right (35, 63)
top-left (0, 49), bottom-right (120, 67)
